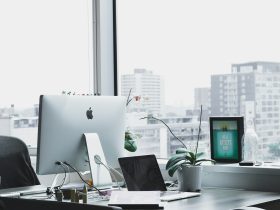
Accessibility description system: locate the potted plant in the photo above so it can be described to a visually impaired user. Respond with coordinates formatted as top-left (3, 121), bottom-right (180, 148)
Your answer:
top-left (124, 130), bottom-right (138, 152)
top-left (124, 89), bottom-right (141, 152)
top-left (142, 105), bottom-right (215, 192)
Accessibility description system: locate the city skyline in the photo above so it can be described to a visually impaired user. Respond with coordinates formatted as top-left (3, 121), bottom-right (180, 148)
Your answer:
top-left (2, 0), bottom-right (280, 107)
top-left (3, 60), bottom-right (280, 160)
top-left (4, 60), bottom-right (280, 111)
top-left (117, 0), bottom-right (280, 106)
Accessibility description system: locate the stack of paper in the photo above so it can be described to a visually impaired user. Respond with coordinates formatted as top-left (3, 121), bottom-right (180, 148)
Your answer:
top-left (108, 191), bottom-right (163, 209)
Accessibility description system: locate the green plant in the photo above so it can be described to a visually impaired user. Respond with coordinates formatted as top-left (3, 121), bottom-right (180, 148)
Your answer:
top-left (124, 88), bottom-right (141, 152)
top-left (124, 130), bottom-right (138, 152)
top-left (141, 105), bottom-right (215, 177)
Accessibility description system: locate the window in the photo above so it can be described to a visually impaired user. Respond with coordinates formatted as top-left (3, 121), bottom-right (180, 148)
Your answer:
top-left (117, 0), bottom-right (280, 161)
top-left (0, 0), bottom-right (95, 147)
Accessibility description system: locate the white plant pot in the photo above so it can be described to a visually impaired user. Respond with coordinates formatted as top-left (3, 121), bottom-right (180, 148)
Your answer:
top-left (177, 165), bottom-right (202, 192)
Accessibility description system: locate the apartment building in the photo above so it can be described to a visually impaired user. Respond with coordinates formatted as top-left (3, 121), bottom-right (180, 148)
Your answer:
top-left (211, 61), bottom-right (280, 159)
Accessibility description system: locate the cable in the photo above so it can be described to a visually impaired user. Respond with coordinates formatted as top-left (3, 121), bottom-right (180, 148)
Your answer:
top-left (166, 180), bottom-right (178, 190)
top-left (94, 155), bottom-right (124, 189)
top-left (107, 165), bottom-right (124, 180)
top-left (94, 156), bottom-right (119, 189)
top-left (46, 162), bottom-right (68, 197)
top-left (63, 161), bottom-right (105, 196)
top-left (64, 163), bottom-right (71, 185)
top-left (57, 163), bottom-right (67, 189)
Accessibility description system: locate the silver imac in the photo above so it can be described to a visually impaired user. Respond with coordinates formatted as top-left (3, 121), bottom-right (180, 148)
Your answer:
top-left (36, 95), bottom-right (126, 175)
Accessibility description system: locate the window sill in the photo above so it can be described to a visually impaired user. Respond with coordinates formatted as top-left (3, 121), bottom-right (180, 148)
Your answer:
top-left (202, 164), bottom-right (280, 192)
top-left (204, 163), bottom-right (280, 175)
top-left (157, 159), bottom-right (280, 192)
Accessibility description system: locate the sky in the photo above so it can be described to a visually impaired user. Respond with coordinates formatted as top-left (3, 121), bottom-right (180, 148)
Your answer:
top-left (0, 0), bottom-right (93, 108)
top-left (1, 0), bottom-right (280, 108)
top-left (117, 0), bottom-right (280, 107)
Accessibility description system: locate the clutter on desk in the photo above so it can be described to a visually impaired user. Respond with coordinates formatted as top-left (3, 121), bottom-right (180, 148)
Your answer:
top-left (55, 189), bottom-right (63, 202)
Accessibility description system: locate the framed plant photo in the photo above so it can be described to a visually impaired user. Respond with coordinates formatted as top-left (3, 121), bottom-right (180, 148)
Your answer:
top-left (209, 116), bottom-right (244, 163)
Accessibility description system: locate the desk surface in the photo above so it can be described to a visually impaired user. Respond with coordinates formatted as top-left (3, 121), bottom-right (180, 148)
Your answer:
top-left (163, 188), bottom-right (280, 210)
top-left (20, 188), bottom-right (280, 210)
top-left (89, 188), bottom-right (280, 210)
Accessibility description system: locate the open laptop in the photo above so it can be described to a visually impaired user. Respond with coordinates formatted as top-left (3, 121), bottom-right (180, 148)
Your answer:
top-left (118, 155), bottom-right (200, 202)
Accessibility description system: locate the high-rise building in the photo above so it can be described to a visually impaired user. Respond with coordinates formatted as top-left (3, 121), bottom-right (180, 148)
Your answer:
top-left (194, 88), bottom-right (211, 109)
top-left (211, 61), bottom-right (280, 159)
top-left (194, 87), bottom-right (211, 120)
top-left (125, 119), bottom-right (209, 158)
top-left (122, 69), bottom-right (211, 158)
top-left (121, 69), bottom-right (164, 114)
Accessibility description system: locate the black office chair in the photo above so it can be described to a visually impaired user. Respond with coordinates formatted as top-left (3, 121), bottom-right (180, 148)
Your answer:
top-left (0, 136), bottom-right (40, 189)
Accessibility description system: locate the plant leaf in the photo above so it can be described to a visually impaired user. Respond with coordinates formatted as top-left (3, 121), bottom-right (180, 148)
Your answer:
top-left (188, 152), bottom-right (196, 160)
top-left (124, 139), bottom-right (137, 152)
top-left (168, 164), bottom-right (182, 177)
top-left (176, 148), bottom-right (188, 154)
top-left (166, 154), bottom-right (187, 170)
top-left (184, 152), bottom-right (198, 165)
top-left (168, 161), bottom-right (189, 177)
top-left (167, 160), bottom-right (186, 177)
top-left (125, 131), bottom-right (133, 141)
top-left (195, 152), bottom-right (204, 158)
top-left (195, 158), bottom-right (216, 165)
top-left (184, 154), bottom-right (196, 165)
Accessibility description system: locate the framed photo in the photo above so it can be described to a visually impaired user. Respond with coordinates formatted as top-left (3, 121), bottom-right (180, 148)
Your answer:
top-left (209, 117), bottom-right (244, 163)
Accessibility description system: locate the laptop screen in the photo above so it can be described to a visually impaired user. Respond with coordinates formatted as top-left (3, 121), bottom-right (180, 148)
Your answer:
top-left (118, 155), bottom-right (167, 191)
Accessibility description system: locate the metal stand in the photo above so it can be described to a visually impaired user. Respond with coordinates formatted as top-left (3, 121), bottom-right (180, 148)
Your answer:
top-left (83, 133), bottom-right (112, 188)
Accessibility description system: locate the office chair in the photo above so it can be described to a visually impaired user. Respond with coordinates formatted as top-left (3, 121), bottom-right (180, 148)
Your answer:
top-left (0, 136), bottom-right (40, 189)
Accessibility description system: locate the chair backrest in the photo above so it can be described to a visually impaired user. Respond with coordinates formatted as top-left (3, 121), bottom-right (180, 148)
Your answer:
top-left (0, 136), bottom-right (40, 189)
top-left (0, 197), bottom-right (122, 210)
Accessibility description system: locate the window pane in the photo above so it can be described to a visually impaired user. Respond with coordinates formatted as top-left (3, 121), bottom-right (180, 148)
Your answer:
top-left (117, 0), bottom-right (280, 161)
top-left (0, 0), bottom-right (93, 147)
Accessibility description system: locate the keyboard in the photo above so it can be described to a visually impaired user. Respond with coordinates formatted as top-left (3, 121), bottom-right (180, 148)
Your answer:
top-left (160, 191), bottom-right (201, 202)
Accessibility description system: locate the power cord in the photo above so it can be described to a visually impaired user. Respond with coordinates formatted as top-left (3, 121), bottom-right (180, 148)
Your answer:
top-left (93, 155), bottom-right (124, 189)
top-left (166, 180), bottom-right (178, 190)
top-left (62, 161), bottom-right (105, 196)
top-left (57, 162), bottom-right (67, 189)
top-left (46, 162), bottom-right (68, 198)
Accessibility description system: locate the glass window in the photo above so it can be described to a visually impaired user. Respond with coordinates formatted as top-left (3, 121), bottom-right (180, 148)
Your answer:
top-left (0, 0), bottom-right (94, 147)
top-left (117, 0), bottom-right (280, 161)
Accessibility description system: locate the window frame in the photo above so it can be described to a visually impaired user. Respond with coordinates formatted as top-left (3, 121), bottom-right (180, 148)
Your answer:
top-left (26, 0), bottom-right (117, 151)
top-left (96, 0), bottom-right (118, 96)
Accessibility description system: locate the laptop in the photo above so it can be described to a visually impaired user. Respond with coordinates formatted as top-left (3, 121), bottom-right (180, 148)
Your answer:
top-left (118, 155), bottom-right (201, 202)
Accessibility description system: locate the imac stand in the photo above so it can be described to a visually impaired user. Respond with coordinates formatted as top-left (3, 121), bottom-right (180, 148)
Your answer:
top-left (83, 133), bottom-right (112, 189)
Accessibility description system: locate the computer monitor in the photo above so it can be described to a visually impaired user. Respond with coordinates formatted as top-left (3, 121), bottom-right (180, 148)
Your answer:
top-left (36, 95), bottom-right (126, 175)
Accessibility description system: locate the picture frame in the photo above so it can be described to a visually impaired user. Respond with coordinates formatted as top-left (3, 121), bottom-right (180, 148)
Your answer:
top-left (209, 116), bottom-right (244, 163)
